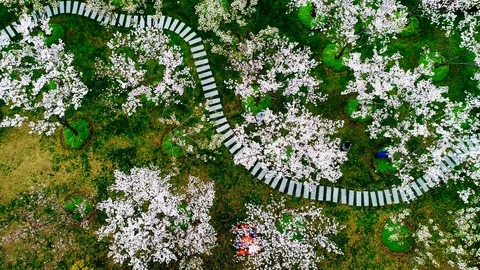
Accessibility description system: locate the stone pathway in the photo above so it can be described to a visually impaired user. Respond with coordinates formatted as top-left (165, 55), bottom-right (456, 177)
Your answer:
top-left (1, 1), bottom-right (478, 207)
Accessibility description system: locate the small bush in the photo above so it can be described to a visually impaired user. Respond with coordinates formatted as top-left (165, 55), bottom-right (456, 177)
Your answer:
top-left (419, 52), bottom-right (449, 82)
top-left (44, 23), bottom-right (65, 46)
top-left (381, 220), bottom-right (414, 253)
top-left (298, 2), bottom-right (314, 29)
top-left (345, 99), bottom-right (371, 122)
top-left (162, 132), bottom-right (185, 158)
top-left (322, 44), bottom-right (349, 72)
top-left (374, 158), bottom-right (397, 174)
top-left (242, 95), bottom-right (272, 114)
top-left (400, 17), bottom-right (419, 37)
top-left (64, 197), bottom-right (94, 222)
top-left (63, 119), bottom-right (91, 150)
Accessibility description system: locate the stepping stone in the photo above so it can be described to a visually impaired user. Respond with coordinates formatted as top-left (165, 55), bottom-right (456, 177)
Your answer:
top-left (348, 190), bottom-right (355, 206)
top-left (189, 37), bottom-right (202, 45)
top-left (448, 153), bottom-right (460, 165)
top-left (185, 32), bottom-right (197, 42)
top-left (209, 111), bottom-right (223, 120)
top-left (439, 162), bottom-right (448, 171)
top-left (233, 147), bottom-right (244, 159)
top-left (180, 27), bottom-right (191, 38)
top-left (125, 15), bottom-right (132, 27)
top-left (11, 22), bottom-right (20, 33)
top-left (139, 16), bottom-right (145, 28)
top-left (333, 187), bottom-right (339, 203)
top-left (229, 143), bottom-right (241, 154)
top-left (78, 3), bottom-right (86, 15)
top-left (175, 22), bottom-right (185, 34)
top-left (197, 65), bottom-right (210, 72)
top-left (264, 173), bottom-right (273, 185)
top-left (416, 178), bottom-right (429, 192)
top-left (195, 59), bottom-right (209, 66)
top-left (398, 187), bottom-right (408, 202)
top-left (466, 139), bottom-right (475, 148)
top-left (363, 191), bottom-right (369, 206)
top-left (270, 174), bottom-right (281, 189)
top-left (245, 158), bottom-right (256, 171)
top-left (341, 189), bottom-right (347, 204)
top-left (356, 191), bottom-right (362, 206)
top-left (303, 183), bottom-right (310, 199)
top-left (411, 181), bottom-right (423, 196)
top-left (96, 11), bottom-right (105, 22)
top-left (443, 156), bottom-right (456, 168)
top-left (45, 6), bottom-right (53, 17)
top-left (286, 180), bottom-right (294, 195)
top-left (108, 14), bottom-right (117, 26)
top-left (310, 185), bottom-right (317, 200)
top-left (325, 187), bottom-right (332, 202)
top-left (224, 137), bottom-right (236, 148)
top-left (281, 179), bottom-right (290, 193)
top-left (370, 191), bottom-right (377, 207)
top-left (209, 104), bottom-right (222, 113)
top-left (117, 14), bottom-right (126, 26)
top-left (201, 77), bottom-right (214, 85)
top-left (169, 19), bottom-right (179, 31)
top-left (5, 26), bottom-right (15, 37)
top-left (146, 15), bottom-right (153, 27)
top-left (215, 123), bottom-right (229, 133)
top-left (193, 51), bottom-right (207, 59)
top-left (72, 1), bottom-right (79, 14)
top-left (405, 185), bottom-right (416, 200)
top-left (66, 1), bottom-right (71, 13)
top-left (377, 190), bottom-right (385, 206)
top-left (384, 189), bottom-right (392, 204)
top-left (295, 182), bottom-right (302, 197)
top-left (257, 169), bottom-right (267, 181)
top-left (203, 84), bottom-right (216, 91)
top-left (423, 175), bottom-right (435, 187)
top-left (164, 17), bottom-right (172, 29)
top-left (191, 45), bottom-right (204, 53)
top-left (471, 135), bottom-right (480, 146)
top-left (59, 1), bottom-right (65, 13)
top-left (251, 162), bottom-right (261, 176)
top-left (318, 186), bottom-right (325, 201)
top-left (222, 129), bottom-right (233, 140)
top-left (159, 16), bottom-right (165, 28)
top-left (391, 188), bottom-right (400, 204)
top-left (208, 98), bottom-right (221, 106)
top-left (0, 29), bottom-right (8, 40)
top-left (454, 148), bottom-right (464, 158)
top-left (198, 71), bottom-right (213, 79)
top-left (90, 10), bottom-right (98, 19)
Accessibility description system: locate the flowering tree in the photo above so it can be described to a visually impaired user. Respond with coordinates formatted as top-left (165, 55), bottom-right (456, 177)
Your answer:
top-left (234, 102), bottom-right (346, 184)
top-left (222, 27), bottom-right (324, 104)
top-left (96, 167), bottom-right (217, 270)
top-left (96, 27), bottom-right (194, 116)
top-left (0, 15), bottom-right (89, 136)
top-left (234, 197), bottom-right (344, 270)
top-left (84, 0), bottom-right (163, 15)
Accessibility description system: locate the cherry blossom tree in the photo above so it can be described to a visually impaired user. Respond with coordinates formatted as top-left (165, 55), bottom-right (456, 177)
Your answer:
top-left (96, 27), bottom-right (194, 116)
top-left (96, 167), bottom-right (217, 270)
top-left (234, 197), bottom-right (344, 270)
top-left (234, 102), bottom-right (346, 184)
top-left (0, 15), bottom-right (89, 136)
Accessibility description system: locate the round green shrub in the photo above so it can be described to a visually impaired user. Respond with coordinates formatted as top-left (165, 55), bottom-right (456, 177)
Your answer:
top-left (374, 158), bottom-right (397, 174)
top-left (298, 2), bottom-right (314, 29)
top-left (242, 95), bottom-right (272, 114)
top-left (322, 44), bottom-right (349, 72)
top-left (44, 23), bottom-right (65, 46)
top-left (381, 220), bottom-right (414, 253)
top-left (64, 197), bottom-right (94, 222)
top-left (63, 119), bottom-right (91, 150)
top-left (345, 99), bottom-right (371, 122)
top-left (400, 17), bottom-right (419, 38)
top-left (162, 132), bottom-right (185, 158)
top-left (419, 52), bottom-right (449, 82)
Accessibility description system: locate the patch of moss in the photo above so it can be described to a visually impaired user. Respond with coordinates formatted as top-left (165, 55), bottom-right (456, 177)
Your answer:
top-left (381, 220), bottom-right (414, 253)
top-left (374, 158), bottom-right (397, 174)
top-left (345, 99), bottom-right (371, 122)
top-left (162, 132), bottom-right (185, 158)
top-left (63, 119), bottom-right (91, 150)
top-left (419, 52), bottom-right (449, 82)
top-left (43, 23), bottom-right (65, 46)
top-left (400, 17), bottom-right (419, 38)
top-left (322, 44), bottom-right (349, 72)
top-left (242, 95), bottom-right (272, 114)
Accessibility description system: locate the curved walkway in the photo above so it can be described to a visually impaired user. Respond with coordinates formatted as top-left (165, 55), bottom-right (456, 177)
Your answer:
top-left (1, 1), bottom-right (478, 207)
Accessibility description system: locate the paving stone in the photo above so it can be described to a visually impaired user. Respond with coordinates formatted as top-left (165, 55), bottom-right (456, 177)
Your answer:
top-left (310, 185), bottom-right (317, 200)
top-left (164, 17), bottom-right (172, 29)
top-left (326, 187), bottom-right (332, 202)
top-left (5, 26), bottom-right (15, 37)
top-left (471, 135), bottom-right (480, 146)
top-left (405, 185), bottom-right (416, 200)
top-left (257, 169), bottom-right (267, 181)
top-left (191, 45), bottom-right (204, 53)
top-left (139, 16), bottom-right (145, 28)
top-left (423, 175), bottom-right (435, 187)
top-left (59, 1), bottom-right (65, 13)
top-left (96, 10), bottom-right (105, 22)
top-left (208, 98), bottom-right (221, 106)
top-left (251, 162), bottom-right (261, 176)
top-left (411, 181), bottom-right (423, 196)
top-left (125, 15), bottom-right (132, 27)
top-left (448, 153), bottom-right (460, 165)
top-left (443, 156), bottom-right (456, 168)
top-left (66, 1), bottom-right (71, 13)
top-left (175, 22), bottom-right (185, 34)
top-left (117, 14), bottom-right (125, 26)
top-left (416, 178), bottom-right (429, 192)
top-left (318, 186), bottom-right (325, 201)
top-left (370, 191), bottom-right (378, 207)
top-left (203, 84), bottom-right (216, 91)
top-left (384, 189), bottom-right (392, 204)
top-left (286, 180), bottom-right (294, 195)
top-left (233, 146), bottom-right (244, 159)
top-left (209, 111), bottom-right (223, 120)
top-left (377, 190), bottom-right (385, 206)
top-left (146, 15), bottom-right (152, 27)
top-left (78, 3), bottom-right (85, 15)
top-left (185, 32), bottom-right (196, 42)
top-left (189, 37), bottom-right (202, 45)
top-left (195, 59), bottom-right (209, 66)
top-left (224, 137), bottom-right (236, 148)
top-left (169, 19), bottom-right (179, 31)
top-left (229, 143), bottom-right (241, 154)
top-left (201, 77), bottom-right (214, 85)
top-left (363, 191), bottom-right (369, 206)
top-left (216, 123), bottom-right (229, 133)
top-left (193, 51), bottom-right (207, 59)
top-left (159, 16), bottom-right (165, 28)
top-left (72, 1), bottom-right (79, 14)
top-left (348, 190), bottom-right (354, 206)
top-left (222, 129), bottom-right (233, 140)
top-left (264, 173), bottom-right (273, 185)
top-left (196, 65), bottom-right (210, 72)
top-left (341, 188), bottom-right (347, 204)
top-left (52, 5), bottom-right (59, 15)
top-left (180, 27), bottom-right (191, 38)
top-left (295, 182), bottom-right (302, 197)
top-left (0, 30), bottom-right (8, 40)
top-left (399, 187), bottom-right (408, 202)
top-left (333, 187), bottom-right (339, 203)
top-left (270, 174), bottom-right (281, 189)
top-left (356, 191), bottom-right (362, 206)
top-left (204, 91), bottom-right (219, 99)
top-left (392, 188), bottom-right (400, 204)
top-left (198, 71), bottom-right (212, 80)
top-left (303, 183), bottom-right (310, 199)
top-left (466, 139), bottom-right (475, 148)
top-left (209, 104), bottom-right (222, 112)
top-left (45, 6), bottom-right (53, 17)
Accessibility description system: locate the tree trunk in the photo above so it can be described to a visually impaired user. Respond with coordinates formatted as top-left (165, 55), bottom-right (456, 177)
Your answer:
top-left (55, 115), bottom-right (78, 136)
top-left (335, 44), bottom-right (348, 59)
